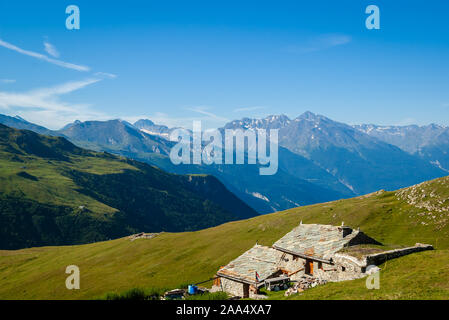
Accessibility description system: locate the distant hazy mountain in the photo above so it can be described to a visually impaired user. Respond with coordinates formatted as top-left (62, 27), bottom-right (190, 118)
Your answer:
top-left (354, 123), bottom-right (449, 172)
top-left (133, 119), bottom-right (173, 139)
top-left (227, 114), bottom-right (292, 131)
top-left (354, 123), bottom-right (447, 154)
top-left (0, 124), bottom-right (257, 249)
top-left (58, 119), bottom-right (173, 156)
top-left (0, 114), bottom-right (54, 136)
top-left (224, 112), bottom-right (447, 195)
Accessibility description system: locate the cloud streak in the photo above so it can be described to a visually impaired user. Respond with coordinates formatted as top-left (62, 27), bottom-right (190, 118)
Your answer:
top-left (234, 106), bottom-right (266, 112)
top-left (123, 107), bottom-right (230, 131)
top-left (0, 79), bottom-right (16, 84)
top-left (43, 41), bottom-right (60, 58)
top-left (94, 72), bottom-right (118, 79)
top-left (186, 106), bottom-right (229, 122)
top-left (0, 38), bottom-right (89, 72)
top-left (284, 34), bottom-right (352, 54)
top-left (0, 78), bottom-right (105, 129)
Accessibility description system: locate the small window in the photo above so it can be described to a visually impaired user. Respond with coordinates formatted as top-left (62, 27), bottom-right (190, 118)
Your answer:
top-left (341, 266), bottom-right (346, 272)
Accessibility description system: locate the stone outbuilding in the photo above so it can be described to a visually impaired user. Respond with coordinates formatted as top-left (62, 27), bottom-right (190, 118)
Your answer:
top-left (212, 223), bottom-right (433, 298)
top-left (214, 244), bottom-right (284, 299)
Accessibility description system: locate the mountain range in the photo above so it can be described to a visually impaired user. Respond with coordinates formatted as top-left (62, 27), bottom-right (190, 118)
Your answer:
top-left (354, 123), bottom-right (449, 172)
top-left (0, 124), bottom-right (256, 249)
top-left (0, 112), bottom-right (447, 214)
top-left (225, 112), bottom-right (446, 195)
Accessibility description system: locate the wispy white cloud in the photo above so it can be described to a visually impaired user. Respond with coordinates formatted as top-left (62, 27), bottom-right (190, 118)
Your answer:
top-left (322, 34), bottom-right (352, 47)
top-left (233, 106), bottom-right (266, 112)
top-left (395, 117), bottom-right (417, 126)
top-left (0, 78), bottom-right (106, 129)
top-left (28, 78), bottom-right (102, 98)
top-left (94, 72), bottom-right (118, 79)
top-left (283, 34), bottom-right (352, 54)
top-left (186, 106), bottom-right (229, 122)
top-left (43, 41), bottom-right (60, 58)
top-left (0, 38), bottom-right (89, 72)
top-left (123, 107), bottom-right (230, 130)
top-left (0, 79), bottom-right (16, 84)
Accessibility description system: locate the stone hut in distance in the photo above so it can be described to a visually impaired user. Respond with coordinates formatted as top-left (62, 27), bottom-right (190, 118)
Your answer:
top-left (212, 223), bottom-right (433, 299)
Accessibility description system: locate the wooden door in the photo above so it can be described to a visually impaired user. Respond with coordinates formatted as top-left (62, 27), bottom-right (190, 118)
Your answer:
top-left (305, 259), bottom-right (313, 275)
top-left (243, 283), bottom-right (250, 298)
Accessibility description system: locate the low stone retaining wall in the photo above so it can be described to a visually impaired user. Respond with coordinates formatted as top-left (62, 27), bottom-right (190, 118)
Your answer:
top-left (330, 243), bottom-right (434, 282)
top-left (365, 243), bottom-right (433, 266)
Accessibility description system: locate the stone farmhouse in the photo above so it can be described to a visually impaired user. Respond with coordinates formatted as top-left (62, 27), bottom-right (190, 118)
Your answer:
top-left (212, 223), bottom-right (433, 298)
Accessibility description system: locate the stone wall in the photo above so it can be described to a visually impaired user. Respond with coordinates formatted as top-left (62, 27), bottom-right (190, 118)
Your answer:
top-left (219, 278), bottom-right (245, 297)
top-left (319, 255), bottom-right (364, 282)
top-left (365, 243), bottom-right (433, 266)
top-left (213, 277), bottom-right (261, 299)
top-left (324, 243), bottom-right (434, 282)
top-left (276, 252), bottom-right (363, 282)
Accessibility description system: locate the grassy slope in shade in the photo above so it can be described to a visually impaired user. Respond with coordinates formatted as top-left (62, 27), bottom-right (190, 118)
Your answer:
top-left (0, 176), bottom-right (449, 299)
top-left (0, 124), bottom-right (257, 249)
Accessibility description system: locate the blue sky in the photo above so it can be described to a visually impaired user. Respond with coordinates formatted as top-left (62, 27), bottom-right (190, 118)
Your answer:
top-left (0, 0), bottom-right (448, 129)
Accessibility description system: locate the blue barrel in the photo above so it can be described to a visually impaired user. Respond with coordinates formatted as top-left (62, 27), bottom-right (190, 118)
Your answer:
top-left (188, 285), bottom-right (197, 295)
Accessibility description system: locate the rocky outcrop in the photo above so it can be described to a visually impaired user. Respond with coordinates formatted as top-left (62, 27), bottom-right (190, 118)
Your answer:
top-left (128, 232), bottom-right (158, 241)
top-left (396, 177), bottom-right (449, 213)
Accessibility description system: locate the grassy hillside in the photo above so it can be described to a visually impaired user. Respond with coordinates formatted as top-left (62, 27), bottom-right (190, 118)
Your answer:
top-left (1, 176), bottom-right (448, 299)
top-left (0, 124), bottom-right (257, 249)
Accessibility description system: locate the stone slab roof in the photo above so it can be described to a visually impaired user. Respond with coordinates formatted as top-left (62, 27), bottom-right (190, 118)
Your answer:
top-left (272, 224), bottom-right (359, 261)
top-left (217, 245), bottom-right (283, 285)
